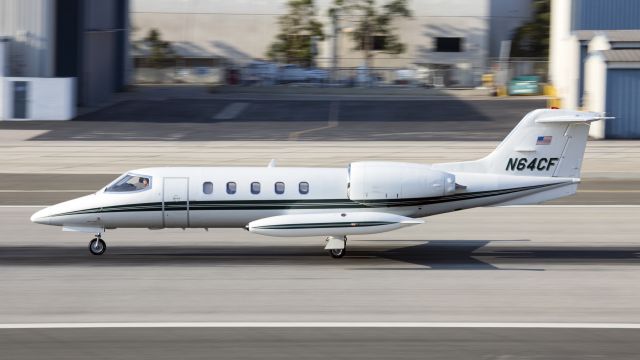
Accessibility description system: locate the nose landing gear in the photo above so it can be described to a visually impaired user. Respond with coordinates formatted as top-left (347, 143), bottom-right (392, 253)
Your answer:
top-left (89, 235), bottom-right (106, 255)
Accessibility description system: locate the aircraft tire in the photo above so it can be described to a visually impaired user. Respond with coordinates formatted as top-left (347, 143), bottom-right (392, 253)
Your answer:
top-left (329, 247), bottom-right (346, 259)
top-left (89, 238), bottom-right (106, 256)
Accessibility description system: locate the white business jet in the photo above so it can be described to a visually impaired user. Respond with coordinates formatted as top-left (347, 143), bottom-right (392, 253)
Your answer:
top-left (31, 109), bottom-right (607, 258)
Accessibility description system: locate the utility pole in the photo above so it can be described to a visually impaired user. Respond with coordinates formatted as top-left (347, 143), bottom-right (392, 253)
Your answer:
top-left (310, 35), bottom-right (319, 68)
top-left (330, 8), bottom-right (339, 82)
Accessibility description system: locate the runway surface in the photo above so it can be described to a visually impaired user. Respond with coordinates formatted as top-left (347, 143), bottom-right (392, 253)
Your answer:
top-left (2, 206), bottom-right (639, 324)
top-left (0, 98), bottom-right (545, 141)
top-left (3, 202), bottom-right (640, 358)
top-left (2, 327), bottom-right (639, 359)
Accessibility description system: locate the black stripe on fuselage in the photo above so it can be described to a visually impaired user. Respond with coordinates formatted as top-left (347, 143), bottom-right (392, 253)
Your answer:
top-left (51, 182), bottom-right (566, 217)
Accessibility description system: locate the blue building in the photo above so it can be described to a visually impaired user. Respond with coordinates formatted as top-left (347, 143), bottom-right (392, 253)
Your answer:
top-left (550, 0), bottom-right (640, 138)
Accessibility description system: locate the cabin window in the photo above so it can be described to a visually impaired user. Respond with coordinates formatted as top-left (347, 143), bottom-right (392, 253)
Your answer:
top-left (275, 182), bottom-right (285, 194)
top-left (105, 174), bottom-right (152, 192)
top-left (203, 181), bottom-right (213, 194)
top-left (251, 182), bottom-right (261, 194)
top-left (226, 182), bottom-right (237, 194)
top-left (299, 181), bottom-right (309, 194)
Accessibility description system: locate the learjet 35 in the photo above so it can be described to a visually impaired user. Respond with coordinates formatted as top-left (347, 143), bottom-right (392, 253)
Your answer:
top-left (31, 109), bottom-right (607, 258)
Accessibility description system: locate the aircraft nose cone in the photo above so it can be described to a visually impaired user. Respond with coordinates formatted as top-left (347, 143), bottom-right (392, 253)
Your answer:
top-left (30, 208), bottom-right (50, 225)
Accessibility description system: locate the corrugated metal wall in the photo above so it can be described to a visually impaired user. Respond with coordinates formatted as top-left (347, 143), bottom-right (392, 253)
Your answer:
top-left (53, 0), bottom-right (128, 106)
top-left (80, 0), bottom-right (122, 106)
top-left (572, 0), bottom-right (640, 30)
top-left (605, 69), bottom-right (640, 138)
top-left (0, 0), bottom-right (54, 77)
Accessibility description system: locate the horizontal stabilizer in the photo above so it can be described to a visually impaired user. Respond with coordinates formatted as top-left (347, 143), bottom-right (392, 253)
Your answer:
top-left (535, 112), bottom-right (614, 123)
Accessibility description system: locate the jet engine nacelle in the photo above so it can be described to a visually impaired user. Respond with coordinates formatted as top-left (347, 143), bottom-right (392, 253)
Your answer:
top-left (348, 161), bottom-right (456, 201)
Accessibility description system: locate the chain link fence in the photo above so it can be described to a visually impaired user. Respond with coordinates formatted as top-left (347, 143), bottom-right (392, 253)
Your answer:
top-left (133, 56), bottom-right (548, 90)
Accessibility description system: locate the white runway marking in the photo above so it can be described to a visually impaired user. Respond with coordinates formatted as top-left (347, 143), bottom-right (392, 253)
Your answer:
top-left (1, 322), bottom-right (640, 329)
top-left (213, 102), bottom-right (249, 120)
top-left (288, 101), bottom-right (339, 140)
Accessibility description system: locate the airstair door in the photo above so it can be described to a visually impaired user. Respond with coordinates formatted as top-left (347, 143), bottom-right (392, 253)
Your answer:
top-left (163, 177), bottom-right (189, 227)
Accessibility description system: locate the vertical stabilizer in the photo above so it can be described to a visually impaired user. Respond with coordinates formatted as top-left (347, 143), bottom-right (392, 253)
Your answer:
top-left (435, 109), bottom-right (608, 178)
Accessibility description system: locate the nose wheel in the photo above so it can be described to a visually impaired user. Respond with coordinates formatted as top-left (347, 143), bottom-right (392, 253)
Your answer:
top-left (89, 237), bottom-right (106, 255)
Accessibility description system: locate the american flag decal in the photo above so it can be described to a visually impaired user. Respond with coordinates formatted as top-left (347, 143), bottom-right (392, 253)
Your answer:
top-left (536, 136), bottom-right (552, 145)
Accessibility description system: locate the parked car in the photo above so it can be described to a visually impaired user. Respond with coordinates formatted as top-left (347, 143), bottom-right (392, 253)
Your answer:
top-left (242, 61), bottom-right (278, 85)
top-left (508, 75), bottom-right (541, 95)
top-left (355, 66), bottom-right (384, 86)
top-left (305, 68), bottom-right (329, 83)
top-left (394, 68), bottom-right (417, 85)
top-left (277, 64), bottom-right (307, 83)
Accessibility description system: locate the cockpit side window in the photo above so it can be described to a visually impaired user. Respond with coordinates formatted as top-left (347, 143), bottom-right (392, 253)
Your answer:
top-left (105, 174), bottom-right (152, 192)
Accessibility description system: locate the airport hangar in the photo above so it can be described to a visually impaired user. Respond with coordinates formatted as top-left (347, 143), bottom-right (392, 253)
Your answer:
top-left (0, 0), bottom-right (130, 120)
top-left (550, 0), bottom-right (640, 139)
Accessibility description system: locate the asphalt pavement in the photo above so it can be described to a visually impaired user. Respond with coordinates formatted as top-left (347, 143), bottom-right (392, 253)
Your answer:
top-left (2, 204), bottom-right (640, 357)
top-left (2, 327), bottom-right (639, 360)
top-left (0, 97), bottom-right (546, 141)
top-left (2, 206), bottom-right (639, 324)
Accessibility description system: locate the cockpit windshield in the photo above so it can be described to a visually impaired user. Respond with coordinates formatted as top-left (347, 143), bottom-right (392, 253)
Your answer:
top-left (105, 174), bottom-right (152, 193)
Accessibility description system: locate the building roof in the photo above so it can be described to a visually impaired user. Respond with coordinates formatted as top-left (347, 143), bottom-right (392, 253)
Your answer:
top-left (575, 29), bottom-right (640, 42)
top-left (601, 49), bottom-right (640, 62)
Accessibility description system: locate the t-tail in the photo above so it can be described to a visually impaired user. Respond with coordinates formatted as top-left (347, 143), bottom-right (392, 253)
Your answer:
top-left (434, 109), bottom-right (611, 205)
top-left (440, 109), bottom-right (609, 177)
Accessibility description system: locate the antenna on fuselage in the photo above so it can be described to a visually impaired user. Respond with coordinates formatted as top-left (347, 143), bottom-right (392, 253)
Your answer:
top-left (268, 159), bottom-right (277, 168)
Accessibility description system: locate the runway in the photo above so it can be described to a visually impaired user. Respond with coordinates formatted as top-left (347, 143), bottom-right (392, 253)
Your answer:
top-left (2, 202), bottom-right (640, 357)
top-left (2, 205), bottom-right (639, 323)
top-left (2, 327), bottom-right (639, 359)
top-left (0, 97), bottom-right (545, 141)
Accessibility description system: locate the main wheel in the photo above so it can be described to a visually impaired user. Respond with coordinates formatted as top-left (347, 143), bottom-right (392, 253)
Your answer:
top-left (329, 247), bottom-right (345, 259)
top-left (89, 238), bottom-right (106, 256)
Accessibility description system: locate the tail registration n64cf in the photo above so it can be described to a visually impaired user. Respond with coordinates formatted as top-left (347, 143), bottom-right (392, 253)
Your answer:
top-left (506, 157), bottom-right (559, 172)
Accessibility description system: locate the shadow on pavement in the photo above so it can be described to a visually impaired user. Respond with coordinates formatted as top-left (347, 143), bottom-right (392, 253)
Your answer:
top-left (0, 98), bottom-right (545, 141)
top-left (1, 240), bottom-right (638, 270)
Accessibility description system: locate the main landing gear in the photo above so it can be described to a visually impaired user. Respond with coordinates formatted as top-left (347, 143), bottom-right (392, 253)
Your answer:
top-left (89, 235), bottom-right (106, 256)
top-left (325, 236), bottom-right (347, 259)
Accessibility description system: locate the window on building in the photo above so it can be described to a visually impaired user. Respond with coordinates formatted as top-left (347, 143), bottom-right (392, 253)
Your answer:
top-left (275, 182), bottom-right (285, 194)
top-left (203, 181), bottom-right (213, 195)
top-left (299, 181), bottom-right (309, 194)
top-left (358, 36), bottom-right (387, 51)
top-left (251, 182), bottom-right (261, 194)
top-left (435, 37), bottom-right (463, 52)
top-left (226, 182), bottom-right (237, 194)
